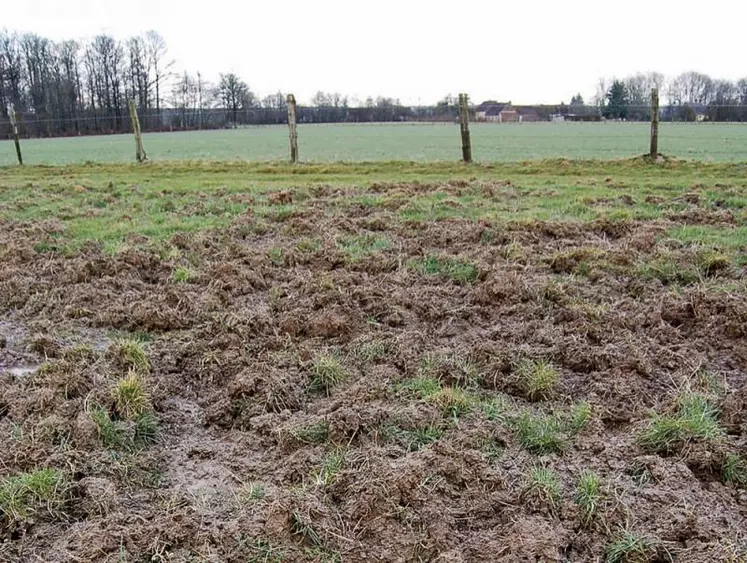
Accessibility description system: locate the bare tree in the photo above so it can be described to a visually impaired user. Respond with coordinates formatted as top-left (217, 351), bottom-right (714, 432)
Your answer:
top-left (145, 31), bottom-right (173, 119)
top-left (126, 36), bottom-right (150, 109)
top-left (217, 72), bottom-right (248, 127)
top-left (592, 77), bottom-right (610, 107)
top-left (673, 71), bottom-right (713, 105)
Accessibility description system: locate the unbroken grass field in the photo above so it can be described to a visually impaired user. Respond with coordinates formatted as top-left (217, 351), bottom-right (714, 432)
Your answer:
top-left (0, 159), bottom-right (746, 561)
top-left (2, 121), bottom-right (747, 165)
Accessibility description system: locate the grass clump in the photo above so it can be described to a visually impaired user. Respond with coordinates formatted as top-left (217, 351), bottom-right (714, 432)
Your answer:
top-left (574, 470), bottom-right (601, 526)
top-left (696, 248), bottom-right (731, 276)
top-left (112, 370), bottom-right (149, 418)
top-left (268, 247), bottom-right (284, 266)
top-left (290, 422), bottom-right (330, 445)
top-left (566, 401), bottom-right (592, 434)
top-left (133, 411), bottom-right (159, 446)
top-left (0, 468), bottom-right (70, 525)
top-left (401, 377), bottom-right (442, 399)
top-left (637, 390), bottom-right (724, 454)
top-left (313, 450), bottom-right (346, 487)
top-left (637, 255), bottom-right (699, 285)
top-left (605, 531), bottom-right (653, 563)
top-left (412, 255), bottom-right (479, 284)
top-left (427, 387), bottom-right (475, 419)
top-left (514, 359), bottom-right (559, 401)
top-left (481, 394), bottom-right (515, 423)
top-left (520, 466), bottom-right (561, 513)
top-left (171, 266), bottom-right (195, 283)
top-left (310, 353), bottom-right (349, 393)
top-left (90, 407), bottom-right (129, 449)
top-left (91, 406), bottom-right (158, 450)
top-left (475, 434), bottom-right (504, 462)
top-left (238, 481), bottom-right (267, 502)
top-left (722, 454), bottom-right (747, 488)
top-left (337, 233), bottom-right (390, 261)
top-left (113, 338), bottom-right (150, 373)
top-left (384, 423), bottom-right (444, 452)
top-left (353, 339), bottom-right (390, 363)
top-left (514, 411), bottom-right (565, 454)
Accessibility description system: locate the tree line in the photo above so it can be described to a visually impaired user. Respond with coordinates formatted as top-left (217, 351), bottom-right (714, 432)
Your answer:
top-left (3, 27), bottom-right (747, 139)
top-left (0, 29), bottom-right (463, 138)
top-left (588, 72), bottom-right (747, 121)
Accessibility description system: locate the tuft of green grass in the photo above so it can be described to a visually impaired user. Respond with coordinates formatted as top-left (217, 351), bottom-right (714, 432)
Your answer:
top-left (514, 359), bottom-right (559, 401)
top-left (384, 423), bottom-right (444, 452)
top-left (238, 481), bottom-right (267, 502)
top-left (521, 466), bottom-right (561, 513)
top-left (412, 255), bottom-right (479, 284)
top-left (475, 434), bottom-right (503, 462)
top-left (114, 339), bottom-right (150, 373)
top-left (514, 411), bottom-right (565, 454)
top-left (449, 355), bottom-right (482, 387)
top-left (90, 406), bottom-right (157, 450)
top-left (401, 377), bottom-right (442, 399)
top-left (605, 531), bottom-right (652, 563)
top-left (313, 450), bottom-right (346, 487)
top-left (696, 248), bottom-right (731, 276)
top-left (480, 394), bottom-right (515, 423)
top-left (636, 255), bottom-right (699, 285)
top-left (722, 454), bottom-right (747, 488)
top-left (268, 247), bottom-right (284, 266)
top-left (352, 339), bottom-right (390, 363)
top-left (90, 407), bottom-right (128, 449)
top-left (574, 470), bottom-right (601, 526)
top-left (171, 266), bottom-right (196, 283)
top-left (0, 468), bottom-right (70, 524)
top-left (637, 390), bottom-right (724, 454)
top-left (134, 411), bottom-right (159, 446)
top-left (290, 422), bottom-right (330, 445)
top-left (427, 387), bottom-right (475, 419)
top-left (310, 353), bottom-right (349, 393)
top-left (112, 370), bottom-right (149, 419)
top-left (566, 402), bottom-right (592, 434)
top-left (336, 233), bottom-right (390, 261)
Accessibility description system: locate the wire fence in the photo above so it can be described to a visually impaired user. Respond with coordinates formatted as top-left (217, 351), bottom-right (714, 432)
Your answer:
top-left (4, 103), bottom-right (747, 140)
top-left (2, 100), bottom-right (746, 165)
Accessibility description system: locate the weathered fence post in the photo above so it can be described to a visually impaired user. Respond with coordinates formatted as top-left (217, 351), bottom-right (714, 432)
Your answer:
top-left (286, 94), bottom-right (298, 164)
top-left (8, 107), bottom-right (23, 165)
top-left (128, 100), bottom-right (147, 163)
top-left (650, 88), bottom-right (659, 159)
top-left (458, 93), bottom-right (472, 163)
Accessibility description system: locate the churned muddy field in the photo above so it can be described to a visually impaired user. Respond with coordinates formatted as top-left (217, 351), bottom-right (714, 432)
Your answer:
top-left (0, 160), bottom-right (745, 561)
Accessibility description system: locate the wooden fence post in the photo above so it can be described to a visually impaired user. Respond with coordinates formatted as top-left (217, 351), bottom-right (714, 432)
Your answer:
top-left (128, 100), bottom-right (147, 163)
top-left (286, 94), bottom-right (298, 164)
top-left (458, 93), bottom-right (472, 163)
top-left (650, 88), bottom-right (659, 159)
top-left (8, 107), bottom-right (23, 165)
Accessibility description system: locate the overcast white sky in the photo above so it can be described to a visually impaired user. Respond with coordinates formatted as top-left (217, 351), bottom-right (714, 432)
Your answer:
top-left (5, 0), bottom-right (747, 105)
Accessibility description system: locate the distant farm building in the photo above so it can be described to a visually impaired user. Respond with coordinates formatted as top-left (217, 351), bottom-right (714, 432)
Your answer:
top-left (475, 101), bottom-right (539, 122)
top-left (551, 113), bottom-right (602, 122)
